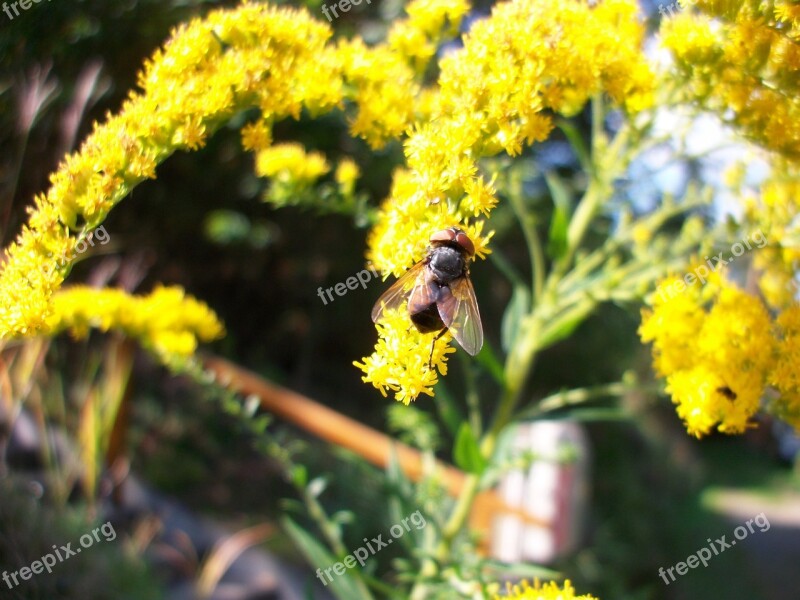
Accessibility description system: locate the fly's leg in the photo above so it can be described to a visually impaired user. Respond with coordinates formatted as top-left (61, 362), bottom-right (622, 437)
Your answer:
top-left (428, 328), bottom-right (448, 370)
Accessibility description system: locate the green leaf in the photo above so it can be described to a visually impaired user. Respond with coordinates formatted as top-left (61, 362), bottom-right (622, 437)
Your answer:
top-left (501, 284), bottom-right (530, 353)
top-left (539, 317), bottom-right (583, 347)
top-left (282, 517), bottom-right (368, 600)
top-left (545, 171), bottom-right (572, 260)
top-left (291, 464), bottom-right (308, 488)
top-left (453, 422), bottom-right (487, 475)
top-left (556, 119), bottom-right (591, 171)
top-left (538, 302), bottom-right (596, 349)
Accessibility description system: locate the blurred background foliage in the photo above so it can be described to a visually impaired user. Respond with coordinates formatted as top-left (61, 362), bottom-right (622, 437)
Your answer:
top-left (1, 1), bottom-right (798, 599)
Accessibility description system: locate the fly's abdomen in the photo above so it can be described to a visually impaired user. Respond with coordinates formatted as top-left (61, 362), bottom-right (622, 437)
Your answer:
top-left (409, 303), bottom-right (445, 333)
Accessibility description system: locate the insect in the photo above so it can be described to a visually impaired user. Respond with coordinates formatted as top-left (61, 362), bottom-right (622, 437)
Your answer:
top-left (717, 386), bottom-right (737, 401)
top-left (371, 227), bottom-right (483, 367)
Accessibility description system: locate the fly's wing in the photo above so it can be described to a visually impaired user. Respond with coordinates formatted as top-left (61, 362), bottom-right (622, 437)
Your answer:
top-left (371, 262), bottom-right (426, 323)
top-left (437, 276), bottom-right (483, 355)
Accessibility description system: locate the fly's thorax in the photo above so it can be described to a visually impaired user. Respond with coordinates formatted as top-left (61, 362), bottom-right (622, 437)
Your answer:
top-left (427, 245), bottom-right (466, 283)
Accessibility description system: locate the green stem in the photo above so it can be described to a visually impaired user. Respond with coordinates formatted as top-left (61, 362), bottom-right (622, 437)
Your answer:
top-left (557, 195), bottom-right (707, 294)
top-left (555, 96), bottom-right (632, 279)
top-left (508, 170), bottom-right (545, 300)
top-left (557, 181), bottom-right (601, 276)
top-left (437, 314), bottom-right (542, 554)
top-left (516, 381), bottom-right (663, 420)
top-left (439, 473), bottom-right (480, 546)
top-left (559, 97), bottom-right (606, 263)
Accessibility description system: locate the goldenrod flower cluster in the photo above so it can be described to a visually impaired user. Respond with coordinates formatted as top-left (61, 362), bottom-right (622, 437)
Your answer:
top-left (639, 270), bottom-right (800, 437)
top-left (358, 0), bottom-right (654, 402)
top-left (0, 3), bottom-right (341, 344)
top-left (660, 1), bottom-right (800, 159)
top-left (255, 143), bottom-right (330, 186)
top-left (334, 159), bottom-right (360, 196)
top-left (49, 285), bottom-right (224, 367)
top-left (353, 308), bottom-right (456, 405)
top-left (388, 0), bottom-right (469, 73)
top-left (494, 579), bottom-right (598, 600)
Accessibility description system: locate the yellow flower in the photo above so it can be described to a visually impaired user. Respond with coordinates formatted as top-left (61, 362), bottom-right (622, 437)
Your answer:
top-left (462, 175), bottom-right (498, 218)
top-left (775, 0), bottom-right (800, 30)
top-left (660, 3), bottom-right (800, 158)
top-left (770, 305), bottom-right (800, 430)
top-left (255, 143), bottom-right (330, 184)
top-left (494, 579), bottom-right (598, 600)
top-left (336, 38), bottom-right (419, 149)
top-left (241, 121), bottom-right (273, 152)
top-left (335, 158), bottom-right (360, 195)
top-left (640, 273), bottom-right (775, 437)
top-left (353, 308), bottom-right (455, 405)
top-left (388, 0), bottom-right (469, 72)
top-left (640, 275), bottom-right (707, 376)
top-left (660, 14), bottom-right (722, 67)
top-left (48, 285), bottom-right (225, 367)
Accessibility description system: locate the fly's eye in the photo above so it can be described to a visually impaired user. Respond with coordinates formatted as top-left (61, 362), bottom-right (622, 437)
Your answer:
top-left (429, 228), bottom-right (475, 256)
top-left (429, 229), bottom-right (456, 244)
top-left (455, 232), bottom-right (475, 256)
